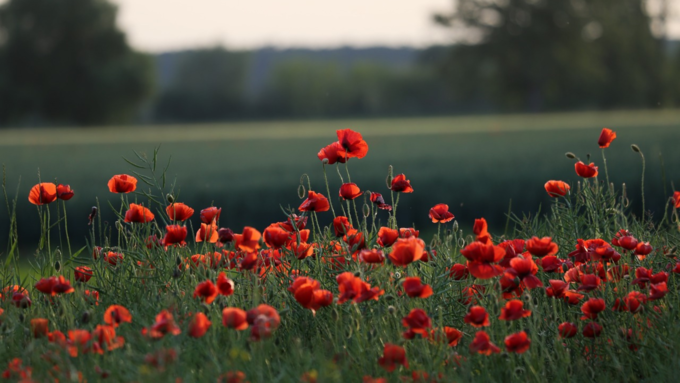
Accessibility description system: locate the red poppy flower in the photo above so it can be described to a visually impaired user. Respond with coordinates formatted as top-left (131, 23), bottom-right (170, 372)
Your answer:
top-left (429, 203), bottom-right (454, 223)
top-left (448, 263), bottom-right (469, 280)
top-left (577, 274), bottom-right (601, 292)
top-left (336, 272), bottom-right (384, 304)
top-left (194, 280), bottom-right (219, 304)
top-left (336, 129), bottom-right (369, 159)
top-left (107, 174), bottom-right (137, 193)
top-left (674, 191), bottom-right (680, 209)
top-left (378, 343), bottom-right (408, 372)
top-left (166, 203), bottom-right (194, 221)
top-left (189, 312), bottom-right (211, 338)
top-left (299, 190), bottom-right (330, 212)
top-left (499, 300), bottom-right (531, 321)
top-left (598, 128), bottom-right (616, 148)
top-left (612, 229), bottom-right (638, 250)
top-left (369, 192), bottom-right (392, 210)
top-left (339, 183), bottom-right (362, 200)
top-left (331, 216), bottom-right (352, 237)
top-left (402, 277), bottom-right (433, 299)
top-left (74, 266), bottom-right (93, 283)
top-left (198, 207), bottom-right (221, 224)
top-left (247, 304), bottom-right (281, 341)
top-left (35, 275), bottom-right (75, 296)
top-left (317, 141), bottom-right (347, 165)
top-left (473, 217), bottom-right (489, 237)
top-left (2, 358), bottom-right (32, 380)
top-left (388, 237), bottom-right (425, 267)
top-left (141, 310), bottom-right (182, 338)
top-left (31, 318), bottom-right (49, 338)
top-left (233, 226), bottom-right (261, 252)
top-left (635, 242), bottom-right (653, 260)
top-left (580, 298), bottom-right (606, 320)
top-left (390, 174), bottom-right (413, 193)
top-left (92, 324), bottom-right (125, 353)
top-left (216, 272), bottom-right (235, 296)
top-left (161, 225), bottom-right (187, 247)
top-left (575, 161), bottom-right (599, 178)
top-left (104, 305), bottom-right (132, 327)
top-left (540, 255), bottom-right (563, 272)
top-left (377, 227), bottom-right (399, 247)
top-left (56, 184), bottom-right (74, 200)
top-left (469, 331), bottom-right (500, 355)
top-left (288, 277), bottom-right (333, 312)
top-left (358, 248), bottom-right (385, 264)
top-left (464, 306), bottom-right (490, 327)
top-left (144, 348), bottom-right (178, 370)
top-left (262, 224), bottom-right (290, 249)
top-left (28, 182), bottom-right (57, 205)
top-left (460, 242), bottom-right (504, 279)
top-left (582, 322), bottom-right (603, 338)
top-left (443, 327), bottom-right (463, 347)
top-left (648, 282), bottom-right (668, 301)
top-left (402, 308), bottom-right (432, 339)
top-left (526, 236), bottom-right (558, 257)
top-left (558, 322), bottom-right (578, 338)
top-left (196, 222), bottom-right (219, 243)
top-left (218, 227), bottom-right (235, 244)
top-left (544, 180), bottom-right (570, 197)
top-left (509, 253), bottom-right (543, 289)
top-left (505, 331), bottom-right (530, 353)
top-left (124, 203), bottom-right (155, 223)
top-left (218, 371), bottom-right (248, 383)
top-left (222, 308), bottom-right (249, 330)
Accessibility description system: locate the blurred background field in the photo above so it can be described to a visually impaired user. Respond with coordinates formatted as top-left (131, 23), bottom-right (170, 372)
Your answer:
top-left (1, 109), bottom-right (679, 254)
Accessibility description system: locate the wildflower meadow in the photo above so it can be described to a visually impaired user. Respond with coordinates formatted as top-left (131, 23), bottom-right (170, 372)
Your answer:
top-left (1, 127), bottom-right (680, 382)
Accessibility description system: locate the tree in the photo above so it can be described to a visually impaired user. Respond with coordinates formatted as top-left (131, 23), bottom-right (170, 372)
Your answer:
top-left (0, 0), bottom-right (154, 126)
top-left (431, 0), bottom-right (676, 112)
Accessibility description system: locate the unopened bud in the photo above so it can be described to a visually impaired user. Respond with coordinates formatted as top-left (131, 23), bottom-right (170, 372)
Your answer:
top-left (172, 268), bottom-right (182, 279)
top-left (322, 158), bottom-right (329, 165)
top-left (565, 152), bottom-right (576, 159)
top-left (81, 311), bottom-right (91, 324)
top-left (88, 206), bottom-right (97, 225)
top-left (175, 256), bottom-right (182, 266)
top-left (362, 204), bottom-right (370, 218)
top-left (298, 184), bottom-right (306, 199)
top-left (166, 194), bottom-right (175, 203)
top-left (387, 305), bottom-right (396, 314)
top-left (393, 272), bottom-right (401, 279)
top-left (353, 271), bottom-right (361, 277)
top-left (452, 221), bottom-right (459, 232)
top-left (385, 165), bottom-right (393, 188)
top-left (631, 144), bottom-right (641, 153)
top-left (115, 221), bottom-right (123, 231)
top-left (54, 261), bottom-right (61, 272)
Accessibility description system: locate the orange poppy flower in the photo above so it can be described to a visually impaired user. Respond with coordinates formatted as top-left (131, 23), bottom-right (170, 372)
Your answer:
top-left (56, 184), bottom-right (74, 200)
top-left (200, 206), bottom-right (221, 224)
top-left (166, 202), bottom-right (194, 221)
top-left (162, 225), bottom-right (187, 247)
top-left (35, 276), bottom-right (74, 296)
top-left (390, 174), bottom-right (413, 193)
top-left (469, 331), bottom-right (500, 355)
top-left (358, 248), bottom-right (385, 264)
top-left (388, 237), bottom-right (425, 267)
top-left (331, 216), bottom-right (351, 237)
top-left (28, 182), bottom-right (57, 205)
top-left (460, 242), bottom-right (504, 279)
top-left (336, 272), bottom-right (384, 304)
top-left (544, 180), bottom-right (570, 197)
top-left (429, 204), bottom-right (454, 223)
top-left (217, 272), bottom-right (235, 296)
top-left (288, 276), bottom-right (333, 312)
top-left (558, 322), bottom-right (578, 338)
top-left (107, 174), bottom-right (137, 193)
top-left (398, 227), bottom-right (419, 238)
top-left (464, 306), bottom-right (490, 327)
top-left (402, 277), bottom-right (433, 299)
top-left (92, 324), bottom-right (125, 353)
top-left (499, 300), bottom-right (531, 321)
top-left (575, 161), bottom-right (598, 178)
top-left (378, 343), bottom-right (408, 372)
top-left (222, 308), bottom-right (249, 330)
top-left (234, 226), bottom-right (261, 252)
top-left (103, 251), bottom-right (124, 266)
top-left (124, 203), bottom-right (155, 223)
top-left (343, 229), bottom-right (366, 253)
top-left (299, 190), bottom-right (330, 212)
top-left (30, 318), bottom-right (49, 338)
top-left (402, 308), bottom-right (432, 339)
top-left (196, 222), bottom-right (219, 243)
top-left (104, 305), bottom-right (132, 327)
top-left (189, 312), bottom-right (211, 338)
top-left (263, 223), bottom-right (291, 248)
top-left (598, 127), bottom-right (616, 148)
top-left (141, 310), bottom-right (181, 338)
top-left (339, 183), bottom-right (362, 200)
top-left (369, 192), bottom-right (392, 210)
top-left (377, 227), bottom-right (398, 247)
top-left (74, 266), bottom-right (93, 283)
top-left (336, 129), bottom-right (369, 159)
top-left (505, 331), bottom-right (531, 353)
top-left (194, 280), bottom-right (219, 304)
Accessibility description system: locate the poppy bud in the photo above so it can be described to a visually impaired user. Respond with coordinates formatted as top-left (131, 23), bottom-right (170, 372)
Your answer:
top-left (298, 185), bottom-right (306, 199)
top-left (384, 294), bottom-right (395, 301)
top-left (385, 165), bottom-right (393, 188)
top-left (81, 311), bottom-right (91, 324)
top-left (88, 206), bottom-right (98, 225)
top-left (115, 221), bottom-right (123, 231)
top-left (631, 144), bottom-right (641, 153)
top-left (363, 204), bottom-right (370, 218)
top-left (172, 268), bottom-right (182, 279)
top-left (452, 221), bottom-right (459, 232)
top-left (166, 194), bottom-right (175, 203)
top-left (54, 261), bottom-right (61, 272)
top-left (394, 272), bottom-right (401, 279)
top-left (565, 152), bottom-right (576, 159)
top-left (353, 271), bottom-right (361, 277)
top-left (322, 158), bottom-right (329, 165)
top-left (19, 313), bottom-right (25, 322)
top-left (387, 305), bottom-right (396, 314)
top-left (175, 256), bottom-right (182, 266)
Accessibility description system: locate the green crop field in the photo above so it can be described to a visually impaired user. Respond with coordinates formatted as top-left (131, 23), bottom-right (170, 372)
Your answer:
top-left (1, 109), bottom-right (679, 253)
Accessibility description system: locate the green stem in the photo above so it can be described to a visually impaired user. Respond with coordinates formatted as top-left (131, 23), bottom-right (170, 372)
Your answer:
top-left (322, 164), bottom-right (336, 218)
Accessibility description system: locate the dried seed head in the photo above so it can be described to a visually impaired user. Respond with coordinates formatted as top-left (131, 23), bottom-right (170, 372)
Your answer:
top-left (166, 194), bottom-right (175, 203)
top-left (565, 152), bottom-right (576, 159)
top-left (298, 184), bottom-right (306, 199)
top-left (631, 144), bottom-right (641, 153)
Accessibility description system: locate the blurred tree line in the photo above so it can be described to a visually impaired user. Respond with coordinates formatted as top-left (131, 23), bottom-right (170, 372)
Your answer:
top-left (0, 0), bottom-right (679, 126)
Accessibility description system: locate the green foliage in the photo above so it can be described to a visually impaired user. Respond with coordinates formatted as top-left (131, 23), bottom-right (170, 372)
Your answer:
top-left (0, 0), bottom-right (155, 126)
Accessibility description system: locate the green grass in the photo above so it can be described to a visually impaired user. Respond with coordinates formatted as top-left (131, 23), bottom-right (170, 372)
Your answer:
top-left (1, 109), bottom-right (679, 254)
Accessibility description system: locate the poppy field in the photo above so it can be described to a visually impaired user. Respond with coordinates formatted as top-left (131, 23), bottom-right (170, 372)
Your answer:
top-left (2, 116), bottom-right (680, 382)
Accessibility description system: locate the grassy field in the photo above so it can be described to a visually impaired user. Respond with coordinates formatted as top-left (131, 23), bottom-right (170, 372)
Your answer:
top-left (1, 109), bottom-right (679, 254)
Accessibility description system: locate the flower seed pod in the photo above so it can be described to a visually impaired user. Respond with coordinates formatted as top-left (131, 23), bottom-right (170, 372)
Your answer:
top-left (452, 220), bottom-right (459, 232)
top-left (166, 194), bottom-right (175, 203)
top-left (298, 184), bottom-right (306, 199)
top-left (385, 165), bottom-right (393, 188)
top-left (54, 261), bottom-right (61, 272)
top-left (387, 305), bottom-right (396, 314)
top-left (565, 152), bottom-right (576, 159)
top-left (362, 203), bottom-right (370, 218)
top-left (631, 144), bottom-right (641, 153)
